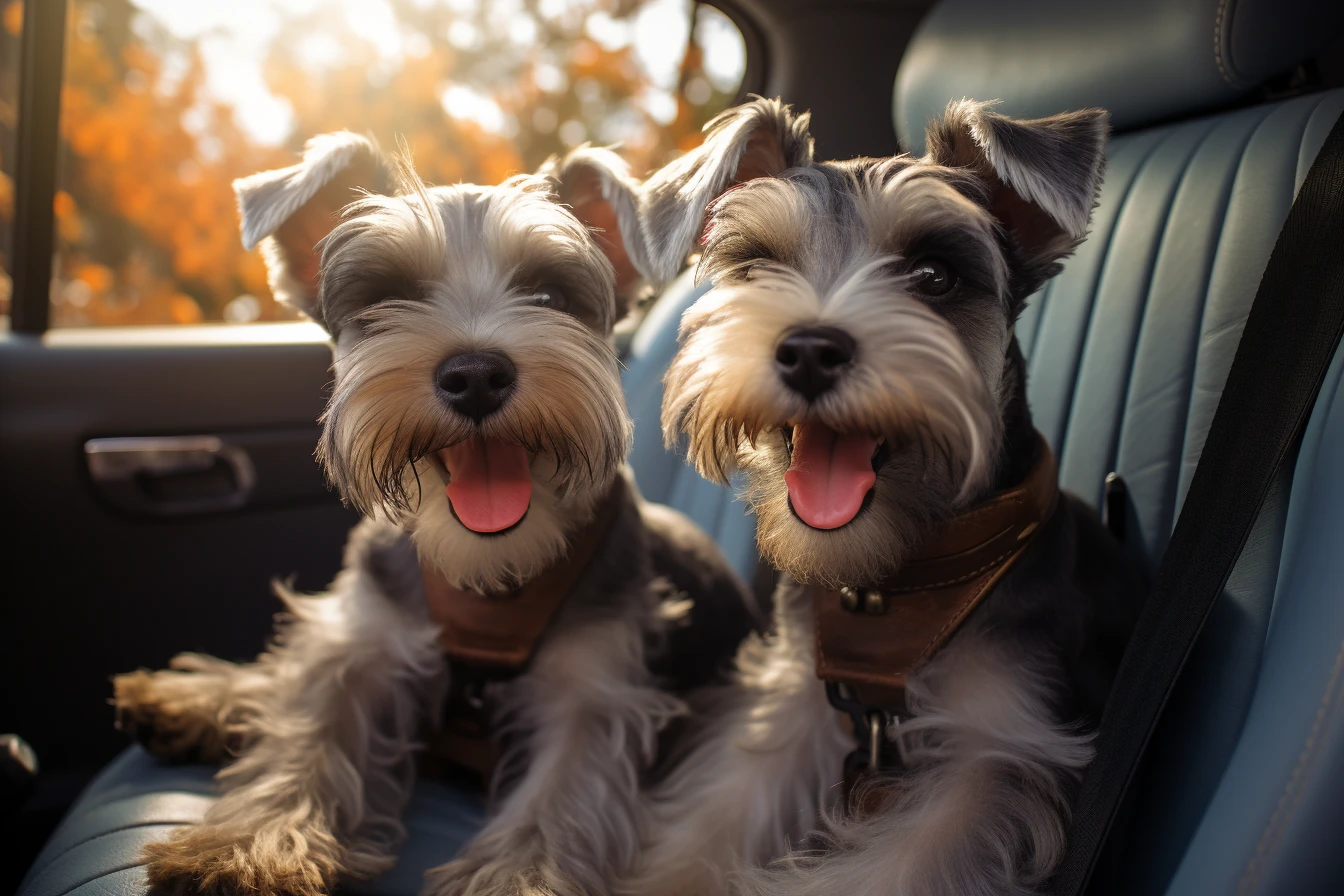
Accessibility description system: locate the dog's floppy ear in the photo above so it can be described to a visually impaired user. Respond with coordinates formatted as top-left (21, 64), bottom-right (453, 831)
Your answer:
top-left (925, 99), bottom-right (1108, 290)
top-left (541, 146), bottom-right (651, 317)
top-left (640, 96), bottom-right (814, 285)
top-left (234, 131), bottom-right (394, 326)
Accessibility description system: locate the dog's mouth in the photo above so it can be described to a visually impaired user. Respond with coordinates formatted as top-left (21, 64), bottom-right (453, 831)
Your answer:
top-left (436, 435), bottom-right (532, 535)
top-left (782, 423), bottom-right (889, 530)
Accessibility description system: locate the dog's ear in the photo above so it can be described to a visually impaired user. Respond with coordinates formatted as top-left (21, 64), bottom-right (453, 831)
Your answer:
top-left (541, 146), bottom-right (651, 317)
top-left (234, 131), bottom-right (394, 326)
top-left (925, 99), bottom-right (1108, 291)
top-left (640, 96), bottom-right (814, 285)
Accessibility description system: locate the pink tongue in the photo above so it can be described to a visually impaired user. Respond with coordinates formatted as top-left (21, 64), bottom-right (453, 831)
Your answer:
top-left (439, 436), bottom-right (532, 533)
top-left (784, 424), bottom-right (878, 530)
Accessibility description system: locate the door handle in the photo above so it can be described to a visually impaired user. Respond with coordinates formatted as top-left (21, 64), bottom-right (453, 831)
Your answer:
top-left (85, 435), bottom-right (256, 515)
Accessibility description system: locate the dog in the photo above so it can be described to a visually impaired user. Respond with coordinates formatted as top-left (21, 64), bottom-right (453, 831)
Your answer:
top-left (623, 97), bottom-right (1144, 896)
top-left (111, 133), bottom-right (756, 896)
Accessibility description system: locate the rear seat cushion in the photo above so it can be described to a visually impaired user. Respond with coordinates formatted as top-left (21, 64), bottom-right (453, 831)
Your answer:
top-left (16, 748), bottom-right (484, 896)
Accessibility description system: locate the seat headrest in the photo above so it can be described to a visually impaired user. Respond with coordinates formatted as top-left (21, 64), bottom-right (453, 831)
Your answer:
top-left (894, 0), bottom-right (1344, 152)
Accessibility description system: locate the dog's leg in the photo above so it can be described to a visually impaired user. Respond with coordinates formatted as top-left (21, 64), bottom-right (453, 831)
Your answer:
top-left (737, 635), bottom-right (1094, 896)
top-left (142, 566), bottom-right (444, 896)
top-left (422, 610), bottom-right (683, 896)
top-left (113, 653), bottom-right (271, 764)
top-left (622, 581), bottom-right (852, 896)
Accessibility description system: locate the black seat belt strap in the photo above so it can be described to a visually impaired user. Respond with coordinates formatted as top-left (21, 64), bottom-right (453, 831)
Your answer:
top-left (1052, 106), bottom-right (1344, 895)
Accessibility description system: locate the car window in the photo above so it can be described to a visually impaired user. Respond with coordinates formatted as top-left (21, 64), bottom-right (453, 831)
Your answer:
top-left (39, 0), bottom-right (745, 328)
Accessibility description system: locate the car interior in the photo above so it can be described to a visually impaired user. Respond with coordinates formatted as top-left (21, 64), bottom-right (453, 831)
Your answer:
top-left (5, 0), bottom-right (1344, 893)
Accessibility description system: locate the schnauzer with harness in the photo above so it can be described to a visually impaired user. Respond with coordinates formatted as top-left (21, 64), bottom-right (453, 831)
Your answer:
top-left (630, 97), bottom-right (1144, 896)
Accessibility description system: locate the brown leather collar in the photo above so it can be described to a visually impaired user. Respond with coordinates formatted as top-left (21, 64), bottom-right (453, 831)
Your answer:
top-left (812, 433), bottom-right (1059, 716)
top-left (420, 475), bottom-right (628, 671)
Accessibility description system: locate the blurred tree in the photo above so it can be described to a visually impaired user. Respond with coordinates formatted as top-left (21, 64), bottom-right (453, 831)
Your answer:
top-left (34, 0), bottom-right (743, 327)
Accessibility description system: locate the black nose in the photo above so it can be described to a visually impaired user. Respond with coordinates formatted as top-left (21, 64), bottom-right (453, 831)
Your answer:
top-left (775, 328), bottom-right (855, 400)
top-left (435, 351), bottom-right (517, 421)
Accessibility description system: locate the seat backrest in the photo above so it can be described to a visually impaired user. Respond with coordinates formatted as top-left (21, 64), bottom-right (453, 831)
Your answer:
top-left (894, 1), bottom-right (1344, 892)
top-left (621, 274), bottom-right (759, 584)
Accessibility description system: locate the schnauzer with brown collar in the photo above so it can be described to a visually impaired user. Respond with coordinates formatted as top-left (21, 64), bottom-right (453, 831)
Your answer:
top-left (628, 98), bottom-right (1144, 896)
top-left (111, 134), bottom-right (754, 896)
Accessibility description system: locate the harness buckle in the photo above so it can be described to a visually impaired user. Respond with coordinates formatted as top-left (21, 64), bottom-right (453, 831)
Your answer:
top-left (826, 680), bottom-right (904, 786)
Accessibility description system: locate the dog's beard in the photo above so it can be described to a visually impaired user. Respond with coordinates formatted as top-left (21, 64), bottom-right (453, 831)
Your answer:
top-left (320, 299), bottom-right (631, 591)
top-left (663, 264), bottom-right (1003, 587)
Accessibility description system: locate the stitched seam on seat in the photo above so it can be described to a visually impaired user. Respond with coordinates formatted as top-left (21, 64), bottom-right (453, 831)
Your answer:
top-left (24, 816), bottom-right (204, 882)
top-left (1055, 134), bottom-right (1169, 471)
top-left (1171, 103), bottom-right (1280, 531)
top-left (1110, 118), bottom-right (1224, 505)
top-left (1236, 637), bottom-right (1344, 895)
top-left (49, 861), bottom-right (145, 896)
top-left (1214, 0), bottom-right (1238, 88)
top-left (1294, 93), bottom-right (1339, 191)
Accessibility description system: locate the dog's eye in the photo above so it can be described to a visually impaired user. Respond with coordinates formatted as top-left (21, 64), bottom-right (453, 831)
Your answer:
top-left (533, 284), bottom-right (569, 312)
top-left (909, 258), bottom-right (957, 297)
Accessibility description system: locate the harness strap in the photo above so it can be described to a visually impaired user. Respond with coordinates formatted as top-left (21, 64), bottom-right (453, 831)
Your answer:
top-left (813, 433), bottom-right (1059, 714)
top-left (421, 476), bottom-right (628, 668)
top-left (418, 476), bottom-right (629, 784)
top-left (810, 432), bottom-right (1059, 795)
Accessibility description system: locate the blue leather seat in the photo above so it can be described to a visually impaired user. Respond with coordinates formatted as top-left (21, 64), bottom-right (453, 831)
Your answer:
top-left (20, 0), bottom-right (1344, 892)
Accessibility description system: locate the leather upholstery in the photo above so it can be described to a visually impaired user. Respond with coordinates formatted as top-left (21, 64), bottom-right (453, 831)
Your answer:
top-left (894, 0), bottom-right (1344, 151)
top-left (622, 273), bottom-right (760, 584)
top-left (1008, 88), bottom-right (1344, 895)
top-left (16, 748), bottom-right (484, 896)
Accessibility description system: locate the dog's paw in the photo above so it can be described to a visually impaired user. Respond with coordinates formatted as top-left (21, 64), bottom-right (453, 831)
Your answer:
top-left (141, 824), bottom-right (339, 896)
top-left (421, 857), bottom-right (582, 896)
top-left (112, 669), bottom-right (238, 764)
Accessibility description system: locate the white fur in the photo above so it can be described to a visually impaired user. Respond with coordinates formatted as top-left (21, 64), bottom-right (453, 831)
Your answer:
top-left (621, 584), bottom-right (850, 896)
top-left (736, 635), bottom-right (1094, 896)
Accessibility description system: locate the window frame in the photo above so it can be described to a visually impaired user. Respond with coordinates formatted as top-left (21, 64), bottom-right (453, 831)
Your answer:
top-left (10, 0), bottom-right (66, 334)
top-left (6, 0), bottom-right (762, 337)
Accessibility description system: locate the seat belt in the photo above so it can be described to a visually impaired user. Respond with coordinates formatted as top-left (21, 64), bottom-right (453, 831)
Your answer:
top-left (1051, 106), bottom-right (1344, 895)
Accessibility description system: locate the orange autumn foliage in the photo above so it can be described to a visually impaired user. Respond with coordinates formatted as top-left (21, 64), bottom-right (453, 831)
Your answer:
top-left (38, 0), bottom-right (739, 328)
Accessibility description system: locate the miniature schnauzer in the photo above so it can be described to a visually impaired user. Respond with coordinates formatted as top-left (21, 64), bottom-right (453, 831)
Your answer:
top-left (112, 133), bottom-right (753, 896)
top-left (628, 98), bottom-right (1143, 896)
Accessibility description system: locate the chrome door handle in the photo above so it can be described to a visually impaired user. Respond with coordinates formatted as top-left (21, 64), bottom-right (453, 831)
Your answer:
top-left (85, 436), bottom-right (256, 515)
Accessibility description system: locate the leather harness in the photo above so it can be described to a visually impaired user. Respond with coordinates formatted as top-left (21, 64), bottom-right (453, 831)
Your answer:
top-left (812, 433), bottom-right (1059, 794)
top-left (418, 476), bottom-right (628, 783)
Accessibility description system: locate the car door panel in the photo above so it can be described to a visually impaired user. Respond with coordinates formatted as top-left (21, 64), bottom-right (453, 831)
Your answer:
top-left (0, 327), bottom-right (358, 771)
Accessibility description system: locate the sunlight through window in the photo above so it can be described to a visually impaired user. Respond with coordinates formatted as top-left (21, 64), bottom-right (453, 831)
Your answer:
top-left (36, 0), bottom-right (747, 328)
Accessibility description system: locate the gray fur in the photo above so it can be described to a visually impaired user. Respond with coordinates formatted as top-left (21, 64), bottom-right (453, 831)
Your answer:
top-left (233, 131), bottom-right (394, 323)
top-left (638, 98), bottom-right (1142, 895)
top-left (639, 97), bottom-right (815, 285)
top-left (924, 99), bottom-right (1109, 293)
top-left (539, 144), bottom-right (654, 316)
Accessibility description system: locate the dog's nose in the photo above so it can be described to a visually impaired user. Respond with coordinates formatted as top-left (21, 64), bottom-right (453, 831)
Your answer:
top-left (435, 351), bottom-right (517, 421)
top-left (775, 328), bottom-right (855, 400)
